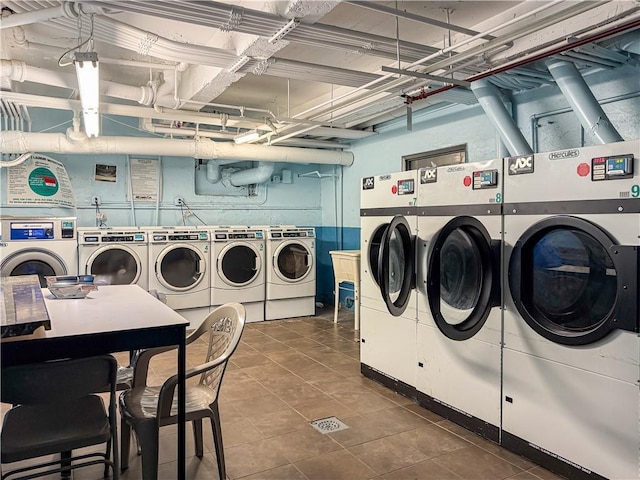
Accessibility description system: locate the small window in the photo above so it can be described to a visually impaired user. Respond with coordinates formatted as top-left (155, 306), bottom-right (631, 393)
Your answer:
top-left (403, 144), bottom-right (466, 171)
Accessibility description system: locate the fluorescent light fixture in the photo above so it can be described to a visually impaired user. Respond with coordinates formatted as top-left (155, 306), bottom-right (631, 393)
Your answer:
top-left (74, 51), bottom-right (100, 137)
top-left (234, 129), bottom-right (260, 144)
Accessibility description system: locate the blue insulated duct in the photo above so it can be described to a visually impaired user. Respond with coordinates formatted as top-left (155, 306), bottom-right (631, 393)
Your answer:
top-left (471, 79), bottom-right (533, 156)
top-left (546, 59), bottom-right (623, 145)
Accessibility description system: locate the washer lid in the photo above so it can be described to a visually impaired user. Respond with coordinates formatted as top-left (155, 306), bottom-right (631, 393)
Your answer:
top-left (509, 215), bottom-right (638, 345)
top-left (426, 216), bottom-right (501, 341)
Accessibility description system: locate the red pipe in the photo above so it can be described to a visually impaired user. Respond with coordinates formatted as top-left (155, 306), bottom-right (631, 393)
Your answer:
top-left (405, 18), bottom-right (640, 104)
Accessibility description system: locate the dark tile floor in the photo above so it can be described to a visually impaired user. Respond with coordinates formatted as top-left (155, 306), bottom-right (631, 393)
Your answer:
top-left (2, 307), bottom-right (565, 480)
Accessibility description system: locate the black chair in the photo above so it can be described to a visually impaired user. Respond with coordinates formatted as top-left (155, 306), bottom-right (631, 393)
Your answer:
top-left (1, 355), bottom-right (120, 480)
top-left (120, 302), bottom-right (246, 480)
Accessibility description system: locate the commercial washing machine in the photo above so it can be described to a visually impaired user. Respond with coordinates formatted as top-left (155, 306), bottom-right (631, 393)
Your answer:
top-left (77, 227), bottom-right (148, 290)
top-left (0, 217), bottom-right (77, 286)
top-left (210, 226), bottom-right (266, 323)
top-left (145, 226), bottom-right (211, 327)
top-left (502, 140), bottom-right (639, 480)
top-left (415, 160), bottom-right (502, 441)
top-left (360, 171), bottom-right (418, 396)
top-left (265, 226), bottom-right (316, 320)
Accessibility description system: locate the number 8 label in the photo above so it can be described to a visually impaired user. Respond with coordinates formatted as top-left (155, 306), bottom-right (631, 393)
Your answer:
top-left (495, 193), bottom-right (502, 203)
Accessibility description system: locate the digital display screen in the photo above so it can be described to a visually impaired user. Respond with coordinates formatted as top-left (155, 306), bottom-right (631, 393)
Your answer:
top-left (10, 223), bottom-right (54, 240)
top-left (215, 234), bottom-right (227, 240)
top-left (397, 179), bottom-right (415, 195)
top-left (592, 154), bottom-right (634, 181)
top-left (229, 233), bottom-right (251, 239)
top-left (472, 169), bottom-right (498, 189)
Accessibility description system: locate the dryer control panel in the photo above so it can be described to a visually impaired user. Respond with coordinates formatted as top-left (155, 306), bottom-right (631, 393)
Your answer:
top-left (591, 153), bottom-right (634, 181)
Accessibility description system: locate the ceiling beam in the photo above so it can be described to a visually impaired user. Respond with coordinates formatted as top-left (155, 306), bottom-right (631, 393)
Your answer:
top-left (381, 67), bottom-right (471, 88)
top-left (345, 1), bottom-right (495, 40)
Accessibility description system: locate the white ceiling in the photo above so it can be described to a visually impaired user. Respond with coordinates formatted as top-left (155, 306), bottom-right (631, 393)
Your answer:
top-left (1, 1), bottom-right (639, 147)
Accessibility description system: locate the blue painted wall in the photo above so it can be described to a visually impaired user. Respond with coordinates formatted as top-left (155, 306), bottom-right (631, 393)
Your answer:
top-left (2, 66), bottom-right (638, 311)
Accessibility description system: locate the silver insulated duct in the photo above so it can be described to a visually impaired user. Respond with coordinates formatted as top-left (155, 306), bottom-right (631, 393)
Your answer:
top-left (470, 79), bottom-right (533, 156)
top-left (546, 59), bottom-right (623, 145)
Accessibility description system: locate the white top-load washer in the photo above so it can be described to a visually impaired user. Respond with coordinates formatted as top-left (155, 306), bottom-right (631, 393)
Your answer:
top-left (77, 227), bottom-right (148, 290)
top-left (502, 140), bottom-right (639, 480)
top-left (210, 226), bottom-right (266, 323)
top-left (360, 171), bottom-right (418, 396)
top-left (145, 227), bottom-right (210, 324)
top-left (265, 226), bottom-right (316, 320)
top-left (415, 160), bottom-right (502, 442)
top-left (0, 217), bottom-right (78, 287)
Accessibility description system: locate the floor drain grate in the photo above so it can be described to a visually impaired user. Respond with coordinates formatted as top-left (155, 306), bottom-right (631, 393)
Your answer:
top-left (309, 416), bottom-right (349, 434)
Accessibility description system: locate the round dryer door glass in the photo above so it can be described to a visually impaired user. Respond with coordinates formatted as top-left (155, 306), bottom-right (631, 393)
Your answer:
top-left (530, 228), bottom-right (616, 331)
top-left (221, 245), bottom-right (258, 285)
top-left (90, 249), bottom-right (139, 285)
top-left (160, 247), bottom-right (202, 288)
top-left (277, 243), bottom-right (310, 280)
top-left (386, 228), bottom-right (407, 303)
top-left (9, 261), bottom-right (57, 287)
top-left (439, 228), bottom-right (482, 325)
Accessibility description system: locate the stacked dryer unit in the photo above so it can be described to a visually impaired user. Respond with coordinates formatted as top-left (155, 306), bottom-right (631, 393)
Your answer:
top-left (0, 217), bottom-right (77, 286)
top-left (264, 225), bottom-right (316, 320)
top-left (415, 160), bottom-right (503, 441)
top-left (146, 226), bottom-right (211, 327)
top-left (502, 140), bottom-right (639, 480)
top-left (210, 225), bottom-right (266, 322)
top-left (360, 171), bottom-right (418, 396)
top-left (77, 227), bottom-right (148, 290)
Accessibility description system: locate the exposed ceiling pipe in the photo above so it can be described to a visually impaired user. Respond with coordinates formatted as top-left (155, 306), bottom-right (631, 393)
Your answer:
top-left (470, 79), bottom-right (532, 156)
top-left (0, 92), bottom-right (258, 130)
top-left (0, 130), bottom-right (355, 166)
top-left (545, 59), bottom-right (624, 144)
top-left (0, 2), bottom-right (77, 29)
top-left (228, 162), bottom-right (275, 187)
top-left (1, 60), bottom-right (156, 106)
top-left (608, 29), bottom-right (640, 56)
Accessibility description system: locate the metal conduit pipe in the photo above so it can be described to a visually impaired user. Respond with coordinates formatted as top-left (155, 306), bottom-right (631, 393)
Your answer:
top-left (609, 29), bottom-right (640, 55)
top-left (0, 131), bottom-right (355, 166)
top-left (470, 79), bottom-right (533, 156)
top-left (546, 59), bottom-right (623, 144)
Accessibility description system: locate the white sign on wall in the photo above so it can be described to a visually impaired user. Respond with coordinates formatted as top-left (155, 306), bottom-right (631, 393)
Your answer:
top-left (6, 154), bottom-right (76, 208)
top-left (127, 157), bottom-right (161, 202)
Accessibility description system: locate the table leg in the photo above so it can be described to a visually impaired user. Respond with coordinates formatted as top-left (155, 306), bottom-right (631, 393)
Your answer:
top-left (334, 281), bottom-right (340, 324)
top-left (177, 334), bottom-right (186, 480)
top-left (354, 282), bottom-right (360, 332)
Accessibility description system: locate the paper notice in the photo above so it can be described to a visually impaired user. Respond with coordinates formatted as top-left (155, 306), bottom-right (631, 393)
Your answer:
top-left (7, 154), bottom-right (76, 208)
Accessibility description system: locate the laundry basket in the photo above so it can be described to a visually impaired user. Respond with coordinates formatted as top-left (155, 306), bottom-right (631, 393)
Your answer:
top-left (329, 250), bottom-right (361, 330)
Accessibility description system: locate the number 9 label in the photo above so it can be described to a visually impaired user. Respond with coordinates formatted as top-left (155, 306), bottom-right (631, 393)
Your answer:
top-left (632, 185), bottom-right (640, 198)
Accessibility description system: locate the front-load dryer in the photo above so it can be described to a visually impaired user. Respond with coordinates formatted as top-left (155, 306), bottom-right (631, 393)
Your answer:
top-left (77, 227), bottom-right (148, 290)
top-left (210, 226), bottom-right (265, 323)
top-left (146, 227), bottom-right (211, 327)
top-left (415, 160), bottom-right (502, 442)
top-left (265, 226), bottom-right (316, 320)
top-left (0, 217), bottom-right (77, 287)
top-left (502, 140), bottom-right (639, 480)
top-left (360, 171), bottom-right (418, 397)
